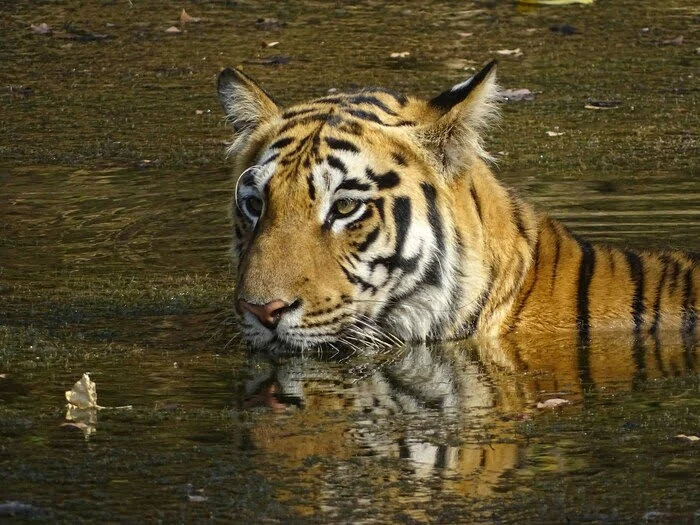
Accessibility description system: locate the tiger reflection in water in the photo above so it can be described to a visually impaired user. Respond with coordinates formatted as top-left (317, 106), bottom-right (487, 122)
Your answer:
top-left (242, 329), bottom-right (695, 513)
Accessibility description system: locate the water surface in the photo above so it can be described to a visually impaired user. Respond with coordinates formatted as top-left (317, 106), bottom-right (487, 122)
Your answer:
top-left (1, 0), bottom-right (698, 522)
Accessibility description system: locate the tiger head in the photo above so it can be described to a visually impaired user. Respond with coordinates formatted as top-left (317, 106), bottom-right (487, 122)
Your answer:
top-left (217, 62), bottom-right (504, 352)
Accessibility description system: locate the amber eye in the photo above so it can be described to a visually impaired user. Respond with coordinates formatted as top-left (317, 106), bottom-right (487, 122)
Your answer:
top-left (243, 196), bottom-right (264, 219)
top-left (332, 198), bottom-right (360, 217)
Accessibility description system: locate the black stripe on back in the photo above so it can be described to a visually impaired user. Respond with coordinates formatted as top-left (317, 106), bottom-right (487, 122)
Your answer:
top-left (649, 256), bottom-right (669, 335)
top-left (624, 250), bottom-right (646, 334)
top-left (325, 137), bottom-right (359, 153)
top-left (575, 237), bottom-right (596, 343)
top-left (682, 268), bottom-right (697, 336)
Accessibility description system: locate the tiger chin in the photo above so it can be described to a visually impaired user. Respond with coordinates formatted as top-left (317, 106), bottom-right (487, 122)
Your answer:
top-left (217, 60), bottom-right (698, 354)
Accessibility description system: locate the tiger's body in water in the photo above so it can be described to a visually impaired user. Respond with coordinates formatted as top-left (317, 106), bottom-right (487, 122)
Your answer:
top-left (217, 61), bottom-right (698, 355)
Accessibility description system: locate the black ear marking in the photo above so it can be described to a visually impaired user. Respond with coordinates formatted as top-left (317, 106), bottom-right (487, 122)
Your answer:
top-left (428, 60), bottom-right (498, 112)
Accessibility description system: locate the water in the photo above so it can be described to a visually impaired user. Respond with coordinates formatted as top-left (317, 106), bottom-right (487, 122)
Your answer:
top-left (1, 0), bottom-right (699, 522)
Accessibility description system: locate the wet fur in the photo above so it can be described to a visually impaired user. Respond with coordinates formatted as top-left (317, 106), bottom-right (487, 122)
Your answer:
top-left (217, 63), bottom-right (698, 353)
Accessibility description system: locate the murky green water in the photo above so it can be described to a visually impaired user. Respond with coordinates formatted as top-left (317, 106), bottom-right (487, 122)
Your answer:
top-left (1, 0), bottom-right (698, 522)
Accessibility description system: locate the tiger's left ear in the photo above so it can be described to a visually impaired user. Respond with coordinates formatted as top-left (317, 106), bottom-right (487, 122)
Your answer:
top-left (417, 60), bottom-right (500, 178)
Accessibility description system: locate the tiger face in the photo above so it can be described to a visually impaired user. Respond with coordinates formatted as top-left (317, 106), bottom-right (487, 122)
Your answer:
top-left (217, 63), bottom-right (504, 352)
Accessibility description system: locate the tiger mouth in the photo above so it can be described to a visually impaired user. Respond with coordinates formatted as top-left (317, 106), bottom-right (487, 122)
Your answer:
top-left (239, 316), bottom-right (400, 355)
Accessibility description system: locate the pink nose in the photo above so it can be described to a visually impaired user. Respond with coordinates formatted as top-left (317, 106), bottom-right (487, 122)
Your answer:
top-left (238, 299), bottom-right (290, 328)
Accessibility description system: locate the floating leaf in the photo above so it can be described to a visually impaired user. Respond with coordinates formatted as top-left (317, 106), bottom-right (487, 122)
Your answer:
top-left (536, 398), bottom-right (570, 409)
top-left (502, 88), bottom-right (535, 101)
top-left (262, 40), bottom-right (280, 48)
top-left (496, 48), bottom-right (523, 57)
top-left (390, 51), bottom-right (411, 58)
top-left (255, 18), bottom-right (285, 30)
top-left (188, 495), bottom-right (209, 503)
top-left (675, 434), bottom-right (699, 442)
top-left (660, 35), bottom-right (684, 46)
top-left (65, 373), bottom-right (99, 409)
top-left (30, 23), bottom-right (52, 35)
top-left (455, 31), bottom-right (473, 37)
top-left (180, 9), bottom-right (201, 25)
top-left (546, 130), bottom-right (565, 137)
top-left (516, 0), bottom-right (594, 5)
top-left (165, 26), bottom-right (182, 34)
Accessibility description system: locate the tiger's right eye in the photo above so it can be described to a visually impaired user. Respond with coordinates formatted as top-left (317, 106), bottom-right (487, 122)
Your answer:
top-left (244, 196), bottom-right (264, 219)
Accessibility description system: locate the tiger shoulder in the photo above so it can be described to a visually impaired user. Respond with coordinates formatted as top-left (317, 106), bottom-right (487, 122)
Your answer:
top-left (217, 60), bottom-right (698, 352)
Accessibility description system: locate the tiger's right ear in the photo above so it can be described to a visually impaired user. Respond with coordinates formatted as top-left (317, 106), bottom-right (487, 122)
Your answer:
top-left (217, 68), bottom-right (281, 154)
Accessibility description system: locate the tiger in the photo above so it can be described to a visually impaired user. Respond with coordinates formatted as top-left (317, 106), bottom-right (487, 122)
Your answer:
top-left (216, 60), bottom-right (698, 354)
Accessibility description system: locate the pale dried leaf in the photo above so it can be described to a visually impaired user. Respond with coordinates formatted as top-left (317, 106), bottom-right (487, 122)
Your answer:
top-left (496, 48), bottom-right (523, 57)
top-left (30, 23), bottom-right (52, 35)
top-left (65, 373), bottom-right (98, 409)
top-left (502, 88), bottom-right (535, 101)
top-left (390, 51), bottom-right (411, 58)
top-left (262, 41), bottom-right (280, 48)
top-left (188, 495), bottom-right (209, 503)
top-left (180, 9), bottom-right (201, 25)
top-left (165, 26), bottom-right (182, 34)
top-left (537, 398), bottom-right (570, 409)
top-left (546, 130), bottom-right (565, 137)
top-left (675, 434), bottom-right (699, 442)
top-left (516, 0), bottom-right (594, 5)
top-left (456, 32), bottom-right (473, 37)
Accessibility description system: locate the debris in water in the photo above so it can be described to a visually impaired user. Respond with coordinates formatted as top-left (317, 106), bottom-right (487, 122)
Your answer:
top-left (660, 35), bottom-right (684, 46)
top-left (390, 51), bottom-right (411, 58)
top-left (546, 130), bottom-right (565, 137)
top-left (675, 434), bottom-right (699, 442)
top-left (536, 398), bottom-right (570, 409)
top-left (516, 0), bottom-right (594, 4)
top-left (262, 40), bottom-right (280, 48)
top-left (180, 9), bottom-right (201, 25)
top-left (165, 26), bottom-right (182, 34)
top-left (502, 88), bottom-right (535, 101)
top-left (30, 23), bottom-right (52, 34)
top-left (255, 18), bottom-right (285, 30)
top-left (550, 23), bottom-right (577, 35)
top-left (496, 48), bottom-right (523, 57)
top-left (585, 100), bottom-right (622, 110)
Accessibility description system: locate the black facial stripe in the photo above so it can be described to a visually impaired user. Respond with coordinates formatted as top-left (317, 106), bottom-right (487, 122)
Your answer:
top-left (421, 183), bottom-right (445, 254)
top-left (340, 263), bottom-right (378, 293)
top-left (392, 197), bottom-right (411, 255)
top-left (325, 137), bottom-right (360, 153)
top-left (307, 174), bottom-right (316, 201)
top-left (366, 167), bottom-right (400, 190)
top-left (375, 197), bottom-right (385, 222)
top-left (337, 178), bottom-right (372, 192)
top-left (270, 137), bottom-right (294, 150)
top-left (260, 152), bottom-right (279, 167)
top-left (357, 227), bottom-right (380, 253)
top-left (327, 155), bottom-right (348, 174)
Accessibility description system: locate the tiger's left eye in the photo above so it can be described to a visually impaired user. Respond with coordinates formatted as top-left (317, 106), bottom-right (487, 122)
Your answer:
top-left (332, 198), bottom-right (360, 217)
